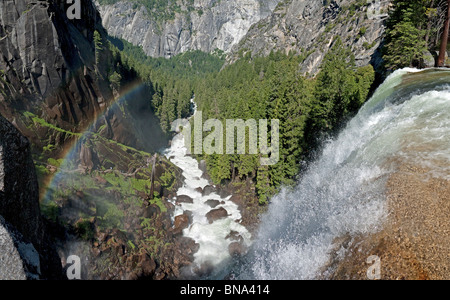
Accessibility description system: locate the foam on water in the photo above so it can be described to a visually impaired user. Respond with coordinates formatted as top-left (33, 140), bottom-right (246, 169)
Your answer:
top-left (233, 68), bottom-right (450, 279)
top-left (164, 122), bottom-right (251, 274)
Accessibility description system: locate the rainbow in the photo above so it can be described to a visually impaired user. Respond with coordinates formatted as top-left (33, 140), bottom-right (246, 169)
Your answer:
top-left (41, 80), bottom-right (150, 204)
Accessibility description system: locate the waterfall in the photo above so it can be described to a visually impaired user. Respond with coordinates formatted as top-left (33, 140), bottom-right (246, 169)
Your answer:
top-left (230, 68), bottom-right (450, 279)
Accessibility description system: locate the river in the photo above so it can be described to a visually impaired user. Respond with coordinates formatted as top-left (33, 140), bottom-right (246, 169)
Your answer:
top-left (164, 68), bottom-right (450, 279)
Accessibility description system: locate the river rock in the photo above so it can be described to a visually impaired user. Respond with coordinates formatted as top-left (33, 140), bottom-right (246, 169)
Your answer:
top-left (228, 242), bottom-right (247, 257)
top-left (176, 195), bottom-right (194, 204)
top-left (202, 185), bottom-right (216, 196)
top-left (206, 207), bottom-right (229, 224)
top-left (172, 214), bottom-right (190, 235)
top-left (205, 199), bottom-right (221, 208)
top-left (198, 160), bottom-right (208, 174)
top-left (225, 230), bottom-right (244, 243)
top-left (421, 50), bottom-right (436, 68)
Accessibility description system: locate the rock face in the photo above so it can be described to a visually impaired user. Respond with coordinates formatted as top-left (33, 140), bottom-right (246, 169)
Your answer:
top-left (0, 0), bottom-right (168, 156)
top-left (97, 0), bottom-right (281, 58)
top-left (0, 0), bottom-right (111, 129)
top-left (0, 216), bottom-right (41, 280)
top-left (228, 0), bottom-right (392, 75)
top-left (0, 114), bottom-right (62, 279)
top-left (0, 115), bottom-right (42, 247)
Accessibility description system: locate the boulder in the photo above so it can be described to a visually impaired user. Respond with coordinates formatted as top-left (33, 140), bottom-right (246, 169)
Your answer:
top-left (206, 207), bottom-right (229, 224)
top-left (421, 50), bottom-right (436, 68)
top-left (205, 199), bottom-right (221, 208)
top-left (230, 194), bottom-right (245, 210)
top-left (225, 230), bottom-right (244, 243)
top-left (172, 213), bottom-right (190, 235)
top-left (228, 242), bottom-right (247, 257)
top-left (202, 185), bottom-right (216, 196)
top-left (176, 195), bottom-right (194, 204)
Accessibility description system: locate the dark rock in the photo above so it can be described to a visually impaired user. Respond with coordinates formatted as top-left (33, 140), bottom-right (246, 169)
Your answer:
top-left (138, 254), bottom-right (156, 278)
top-left (143, 204), bottom-right (161, 219)
top-left (195, 187), bottom-right (203, 194)
top-left (206, 207), bottom-right (229, 224)
top-left (202, 185), bottom-right (216, 196)
top-left (172, 213), bottom-right (190, 235)
top-left (205, 199), bottom-right (221, 208)
top-left (228, 242), bottom-right (247, 257)
top-left (176, 195), bottom-right (194, 204)
top-left (225, 230), bottom-right (244, 243)
top-left (198, 160), bottom-right (208, 174)
top-left (217, 186), bottom-right (231, 198)
top-left (80, 142), bottom-right (99, 170)
top-left (0, 115), bottom-right (42, 247)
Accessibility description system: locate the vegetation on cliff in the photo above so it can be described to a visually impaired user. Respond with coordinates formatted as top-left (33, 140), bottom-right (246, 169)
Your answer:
top-left (383, 0), bottom-right (450, 69)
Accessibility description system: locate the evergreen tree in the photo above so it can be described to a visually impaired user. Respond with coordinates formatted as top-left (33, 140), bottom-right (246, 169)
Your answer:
top-left (383, 0), bottom-right (435, 69)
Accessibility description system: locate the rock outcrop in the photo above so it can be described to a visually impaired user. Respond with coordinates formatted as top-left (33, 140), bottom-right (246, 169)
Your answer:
top-left (0, 114), bottom-right (62, 279)
top-left (0, 0), bottom-right (112, 130)
top-left (97, 0), bottom-right (281, 58)
top-left (228, 0), bottom-right (392, 75)
top-left (0, 114), bottom-right (42, 247)
top-left (0, 0), bottom-right (168, 156)
top-left (0, 216), bottom-right (41, 280)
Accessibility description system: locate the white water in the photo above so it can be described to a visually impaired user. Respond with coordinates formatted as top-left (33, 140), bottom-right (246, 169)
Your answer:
top-left (164, 104), bottom-right (251, 275)
top-left (163, 69), bottom-right (450, 279)
top-left (232, 68), bottom-right (450, 279)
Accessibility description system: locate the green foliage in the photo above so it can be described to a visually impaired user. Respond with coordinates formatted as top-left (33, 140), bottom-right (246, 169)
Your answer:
top-left (41, 202), bottom-right (59, 223)
top-left (99, 203), bottom-right (124, 228)
top-left (106, 30), bottom-right (374, 204)
top-left (94, 30), bottom-right (103, 65)
top-left (384, 21), bottom-right (427, 69)
top-left (108, 71), bottom-right (122, 90)
top-left (311, 38), bottom-right (374, 132)
top-left (75, 219), bottom-right (96, 241)
top-left (23, 111), bottom-right (81, 139)
top-left (47, 158), bottom-right (63, 168)
top-left (383, 0), bottom-right (438, 69)
top-left (108, 37), bottom-right (224, 132)
top-left (195, 46), bottom-right (374, 203)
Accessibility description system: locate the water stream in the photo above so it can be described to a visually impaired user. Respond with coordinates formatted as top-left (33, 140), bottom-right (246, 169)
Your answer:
top-left (232, 68), bottom-right (450, 279)
top-left (164, 102), bottom-right (251, 276)
top-left (164, 68), bottom-right (450, 279)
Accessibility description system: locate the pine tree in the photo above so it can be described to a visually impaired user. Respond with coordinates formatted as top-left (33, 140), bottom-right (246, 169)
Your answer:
top-left (438, 0), bottom-right (450, 66)
top-left (383, 0), bottom-right (432, 69)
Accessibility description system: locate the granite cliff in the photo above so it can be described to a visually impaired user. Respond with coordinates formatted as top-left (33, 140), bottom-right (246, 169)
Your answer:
top-left (0, 114), bottom-right (62, 279)
top-left (97, 0), bottom-right (281, 58)
top-left (228, 0), bottom-right (393, 75)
